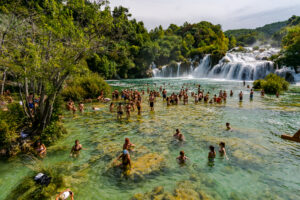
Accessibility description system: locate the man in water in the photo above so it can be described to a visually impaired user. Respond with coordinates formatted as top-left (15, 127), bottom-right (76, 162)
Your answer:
top-left (149, 95), bottom-right (155, 111)
top-left (176, 150), bottom-right (188, 164)
top-left (117, 103), bottom-right (124, 120)
top-left (226, 122), bottom-right (231, 131)
top-left (70, 140), bottom-right (83, 157)
top-left (239, 91), bottom-right (243, 102)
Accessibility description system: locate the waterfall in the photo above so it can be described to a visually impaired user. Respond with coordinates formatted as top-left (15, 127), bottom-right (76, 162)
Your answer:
top-left (151, 47), bottom-right (298, 81)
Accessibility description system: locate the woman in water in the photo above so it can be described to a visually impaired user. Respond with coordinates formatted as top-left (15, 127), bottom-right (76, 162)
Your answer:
top-left (35, 141), bottom-right (47, 158)
top-left (70, 140), bottom-right (83, 157)
top-left (219, 142), bottom-right (228, 159)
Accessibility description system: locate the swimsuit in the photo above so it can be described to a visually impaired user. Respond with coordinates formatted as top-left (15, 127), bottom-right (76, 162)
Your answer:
top-left (150, 102), bottom-right (154, 107)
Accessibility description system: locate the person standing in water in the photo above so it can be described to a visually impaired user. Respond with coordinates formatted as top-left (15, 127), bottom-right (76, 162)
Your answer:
top-left (110, 102), bottom-right (114, 112)
top-left (230, 90), bottom-right (233, 97)
top-left (239, 91), bottom-right (243, 102)
top-left (149, 95), bottom-right (155, 111)
top-left (176, 150), bottom-right (188, 164)
top-left (117, 103), bottom-right (124, 120)
top-left (117, 150), bottom-right (132, 170)
top-left (208, 145), bottom-right (216, 162)
top-left (136, 100), bottom-right (142, 115)
top-left (219, 142), bottom-right (228, 160)
top-left (250, 89), bottom-right (254, 101)
top-left (125, 103), bottom-right (131, 119)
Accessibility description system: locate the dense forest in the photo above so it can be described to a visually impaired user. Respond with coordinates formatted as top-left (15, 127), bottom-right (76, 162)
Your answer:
top-left (225, 15), bottom-right (300, 47)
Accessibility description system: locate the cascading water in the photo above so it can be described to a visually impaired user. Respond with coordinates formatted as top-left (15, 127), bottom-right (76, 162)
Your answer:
top-left (151, 47), bottom-right (298, 81)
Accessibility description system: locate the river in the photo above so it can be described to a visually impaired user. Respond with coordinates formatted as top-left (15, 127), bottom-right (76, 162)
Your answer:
top-left (0, 78), bottom-right (299, 200)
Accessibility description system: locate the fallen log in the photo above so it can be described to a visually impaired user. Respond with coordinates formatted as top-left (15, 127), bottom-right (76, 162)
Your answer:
top-left (281, 129), bottom-right (300, 143)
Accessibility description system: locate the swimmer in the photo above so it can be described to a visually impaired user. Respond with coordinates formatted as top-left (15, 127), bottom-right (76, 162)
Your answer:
top-left (226, 122), bottom-right (231, 131)
top-left (173, 129), bottom-right (185, 141)
top-left (70, 140), bottom-right (83, 157)
top-left (176, 150), bottom-right (188, 164)
top-left (123, 138), bottom-right (135, 151)
top-left (208, 145), bottom-right (216, 161)
top-left (56, 189), bottom-right (74, 200)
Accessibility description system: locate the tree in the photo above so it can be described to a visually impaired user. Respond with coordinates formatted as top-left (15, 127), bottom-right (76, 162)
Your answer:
top-left (0, 0), bottom-right (110, 134)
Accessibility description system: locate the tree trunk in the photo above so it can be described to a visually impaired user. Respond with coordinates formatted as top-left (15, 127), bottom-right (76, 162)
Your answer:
top-left (1, 69), bottom-right (7, 95)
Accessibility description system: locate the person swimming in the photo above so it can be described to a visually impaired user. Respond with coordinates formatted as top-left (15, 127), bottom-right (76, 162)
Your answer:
top-left (173, 129), bottom-right (185, 141)
top-left (208, 145), bottom-right (216, 162)
top-left (176, 150), bottom-right (188, 164)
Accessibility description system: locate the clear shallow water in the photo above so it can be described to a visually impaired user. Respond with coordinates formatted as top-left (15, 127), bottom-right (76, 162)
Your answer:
top-left (0, 78), bottom-right (300, 200)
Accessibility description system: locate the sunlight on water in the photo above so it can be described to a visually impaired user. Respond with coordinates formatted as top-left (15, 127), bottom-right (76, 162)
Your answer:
top-left (0, 78), bottom-right (299, 200)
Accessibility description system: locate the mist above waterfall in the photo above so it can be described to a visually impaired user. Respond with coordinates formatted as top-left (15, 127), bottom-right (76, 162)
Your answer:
top-left (151, 47), bottom-right (297, 82)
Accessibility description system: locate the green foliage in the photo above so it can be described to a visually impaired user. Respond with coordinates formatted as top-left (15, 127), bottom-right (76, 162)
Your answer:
top-left (40, 121), bottom-right (67, 146)
top-left (62, 73), bottom-right (110, 101)
top-left (5, 163), bottom-right (76, 200)
top-left (279, 26), bottom-right (300, 70)
top-left (0, 103), bottom-right (26, 149)
top-left (253, 73), bottom-right (289, 94)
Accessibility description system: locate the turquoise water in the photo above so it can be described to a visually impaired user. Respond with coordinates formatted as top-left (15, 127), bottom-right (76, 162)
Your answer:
top-left (0, 78), bottom-right (300, 200)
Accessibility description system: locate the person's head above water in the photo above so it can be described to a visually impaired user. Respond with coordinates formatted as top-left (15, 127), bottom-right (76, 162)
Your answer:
top-left (125, 138), bottom-right (130, 143)
top-left (219, 142), bottom-right (225, 148)
top-left (176, 129), bottom-right (179, 133)
top-left (75, 140), bottom-right (79, 145)
top-left (209, 145), bottom-right (215, 152)
top-left (226, 122), bottom-right (230, 127)
top-left (180, 150), bottom-right (185, 156)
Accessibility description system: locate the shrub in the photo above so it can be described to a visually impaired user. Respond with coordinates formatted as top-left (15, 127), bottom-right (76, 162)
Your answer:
top-left (0, 103), bottom-right (26, 149)
top-left (253, 73), bottom-right (289, 94)
top-left (62, 73), bottom-right (110, 101)
top-left (40, 121), bottom-right (67, 146)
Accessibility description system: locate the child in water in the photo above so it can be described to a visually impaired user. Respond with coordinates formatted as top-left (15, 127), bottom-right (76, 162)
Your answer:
top-left (176, 150), bottom-right (188, 164)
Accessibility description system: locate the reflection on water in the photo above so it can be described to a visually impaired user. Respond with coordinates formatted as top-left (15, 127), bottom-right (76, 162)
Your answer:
top-left (0, 78), bottom-right (300, 200)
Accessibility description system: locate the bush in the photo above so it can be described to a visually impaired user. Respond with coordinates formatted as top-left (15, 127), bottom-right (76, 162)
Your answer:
top-left (40, 121), bottom-right (67, 146)
top-left (253, 73), bottom-right (289, 94)
top-left (62, 73), bottom-right (110, 101)
top-left (0, 103), bottom-right (26, 149)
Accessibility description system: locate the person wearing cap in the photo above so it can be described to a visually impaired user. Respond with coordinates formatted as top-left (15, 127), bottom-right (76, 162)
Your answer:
top-left (56, 189), bottom-right (74, 200)
top-left (117, 149), bottom-right (132, 170)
